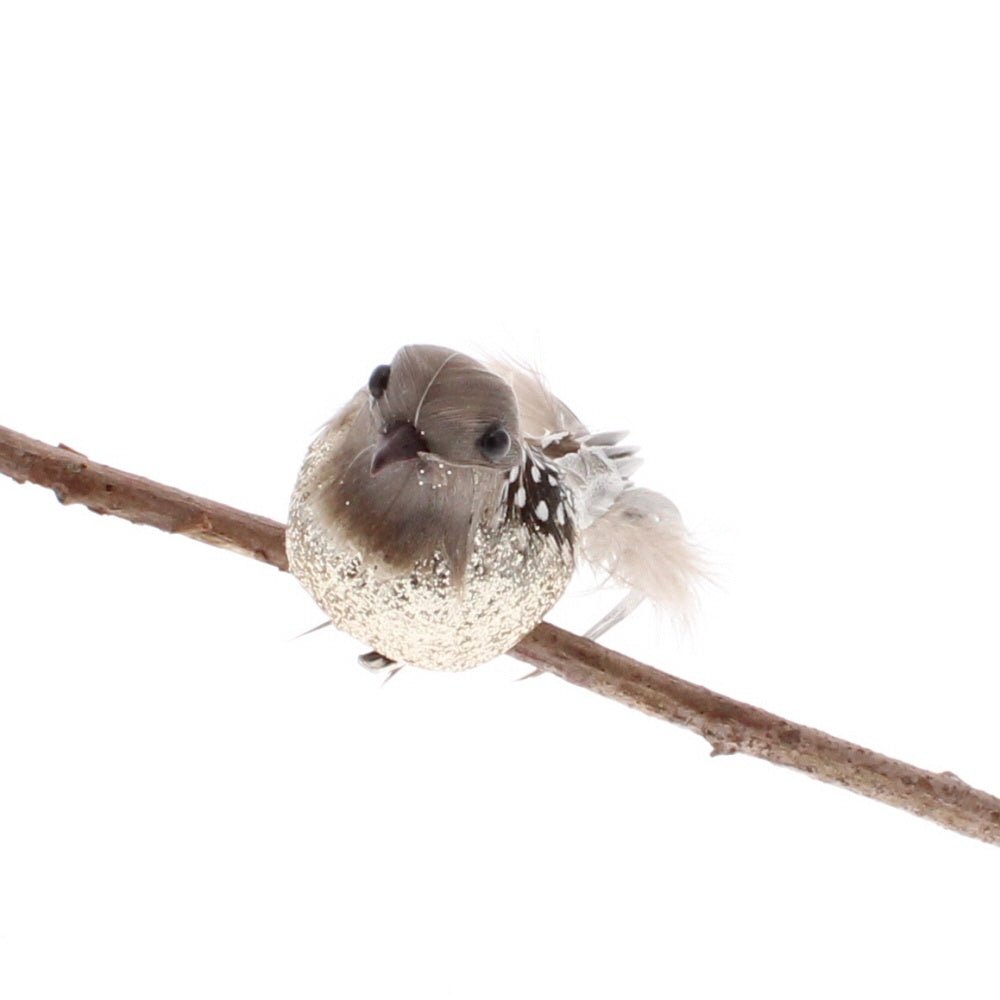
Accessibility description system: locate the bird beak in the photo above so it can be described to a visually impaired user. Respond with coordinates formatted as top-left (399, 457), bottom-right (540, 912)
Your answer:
top-left (370, 422), bottom-right (426, 475)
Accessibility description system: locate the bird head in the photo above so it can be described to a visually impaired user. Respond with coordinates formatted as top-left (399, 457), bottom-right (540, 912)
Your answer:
top-left (365, 345), bottom-right (523, 476)
top-left (314, 345), bottom-right (527, 576)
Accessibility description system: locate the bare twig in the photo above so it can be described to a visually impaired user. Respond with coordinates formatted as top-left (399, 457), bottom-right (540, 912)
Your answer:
top-left (0, 426), bottom-right (287, 570)
top-left (3, 423), bottom-right (999, 846)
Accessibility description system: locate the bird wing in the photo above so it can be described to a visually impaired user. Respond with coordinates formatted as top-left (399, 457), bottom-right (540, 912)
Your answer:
top-left (487, 356), bottom-right (704, 637)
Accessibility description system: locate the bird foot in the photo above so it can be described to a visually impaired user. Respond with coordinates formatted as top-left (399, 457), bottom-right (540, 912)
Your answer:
top-left (358, 649), bottom-right (403, 683)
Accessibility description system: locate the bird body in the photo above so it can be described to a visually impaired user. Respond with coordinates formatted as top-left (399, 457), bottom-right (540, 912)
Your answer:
top-left (287, 345), bottom-right (700, 670)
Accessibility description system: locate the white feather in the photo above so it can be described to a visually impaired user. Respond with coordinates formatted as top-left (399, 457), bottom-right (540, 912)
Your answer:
top-left (555, 445), bottom-right (628, 530)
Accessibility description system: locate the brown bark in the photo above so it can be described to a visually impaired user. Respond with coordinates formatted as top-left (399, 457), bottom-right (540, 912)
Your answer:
top-left (3, 422), bottom-right (998, 846)
top-left (0, 426), bottom-right (288, 571)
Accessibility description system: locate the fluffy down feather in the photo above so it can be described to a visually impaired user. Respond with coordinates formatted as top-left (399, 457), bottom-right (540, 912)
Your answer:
top-left (580, 486), bottom-right (705, 637)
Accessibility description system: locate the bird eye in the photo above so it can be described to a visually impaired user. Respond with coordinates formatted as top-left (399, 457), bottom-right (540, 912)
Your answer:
top-left (478, 425), bottom-right (511, 462)
top-left (368, 364), bottom-right (391, 399)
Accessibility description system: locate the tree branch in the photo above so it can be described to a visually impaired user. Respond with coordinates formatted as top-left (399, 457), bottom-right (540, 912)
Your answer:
top-left (0, 425), bottom-right (288, 571)
top-left (3, 423), bottom-right (998, 846)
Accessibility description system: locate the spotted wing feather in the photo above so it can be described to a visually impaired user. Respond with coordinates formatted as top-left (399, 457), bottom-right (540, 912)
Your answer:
top-left (489, 356), bottom-right (704, 635)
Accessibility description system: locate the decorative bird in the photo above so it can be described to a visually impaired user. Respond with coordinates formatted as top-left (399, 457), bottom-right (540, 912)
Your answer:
top-left (287, 345), bottom-right (702, 672)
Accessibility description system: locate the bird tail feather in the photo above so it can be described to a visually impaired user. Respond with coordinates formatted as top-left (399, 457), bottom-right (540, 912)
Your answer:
top-left (580, 486), bottom-right (706, 633)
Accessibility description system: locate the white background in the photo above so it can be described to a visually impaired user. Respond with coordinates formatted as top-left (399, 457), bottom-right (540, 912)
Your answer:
top-left (2, 2), bottom-right (999, 997)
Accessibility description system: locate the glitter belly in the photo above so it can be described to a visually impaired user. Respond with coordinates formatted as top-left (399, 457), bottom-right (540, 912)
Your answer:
top-left (286, 498), bottom-right (574, 671)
